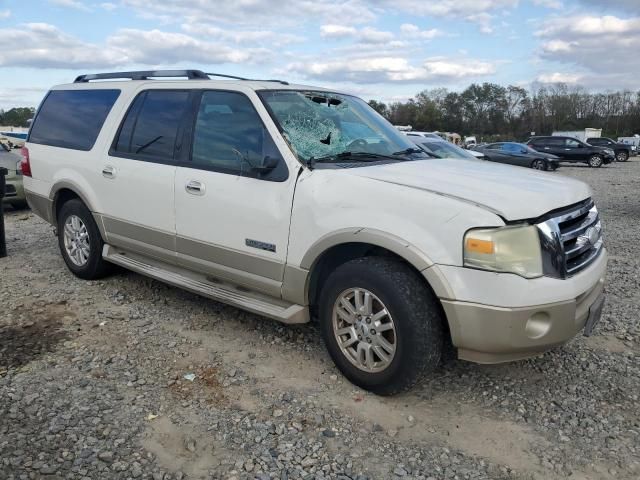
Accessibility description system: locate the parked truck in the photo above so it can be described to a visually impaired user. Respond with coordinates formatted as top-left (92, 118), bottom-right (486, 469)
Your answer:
top-left (617, 136), bottom-right (639, 156)
top-left (553, 129), bottom-right (602, 143)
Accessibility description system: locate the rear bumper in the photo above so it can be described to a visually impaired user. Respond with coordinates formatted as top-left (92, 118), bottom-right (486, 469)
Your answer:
top-left (435, 250), bottom-right (607, 364)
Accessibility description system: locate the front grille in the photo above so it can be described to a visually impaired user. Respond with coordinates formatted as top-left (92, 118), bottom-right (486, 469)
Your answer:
top-left (537, 198), bottom-right (604, 278)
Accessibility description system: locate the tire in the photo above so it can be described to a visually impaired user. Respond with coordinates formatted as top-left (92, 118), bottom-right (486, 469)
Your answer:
top-left (318, 257), bottom-right (444, 396)
top-left (588, 155), bottom-right (604, 168)
top-left (531, 159), bottom-right (547, 171)
top-left (616, 151), bottom-right (628, 162)
top-left (57, 198), bottom-right (112, 280)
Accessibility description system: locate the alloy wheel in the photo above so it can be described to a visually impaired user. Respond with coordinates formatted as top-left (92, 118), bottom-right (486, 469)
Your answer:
top-left (332, 288), bottom-right (397, 373)
top-left (63, 215), bottom-right (90, 266)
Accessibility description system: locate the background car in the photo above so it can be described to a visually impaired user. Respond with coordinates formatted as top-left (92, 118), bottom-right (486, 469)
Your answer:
top-left (0, 149), bottom-right (27, 209)
top-left (586, 137), bottom-right (631, 162)
top-left (476, 142), bottom-right (560, 171)
top-left (404, 131), bottom-right (444, 140)
top-left (408, 136), bottom-right (480, 160)
top-left (527, 136), bottom-right (614, 167)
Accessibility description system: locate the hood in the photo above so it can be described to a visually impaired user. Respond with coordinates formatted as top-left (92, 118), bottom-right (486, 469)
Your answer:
top-left (344, 159), bottom-right (591, 221)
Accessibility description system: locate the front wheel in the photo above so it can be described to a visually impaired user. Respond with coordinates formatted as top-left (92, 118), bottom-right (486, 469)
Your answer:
top-left (531, 159), bottom-right (547, 170)
top-left (616, 151), bottom-right (628, 162)
top-left (318, 257), bottom-right (444, 395)
top-left (57, 199), bottom-right (112, 280)
top-left (588, 155), bottom-right (604, 168)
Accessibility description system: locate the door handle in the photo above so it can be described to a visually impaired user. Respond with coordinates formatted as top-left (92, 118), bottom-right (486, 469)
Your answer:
top-left (185, 180), bottom-right (205, 196)
top-left (102, 165), bottom-right (116, 179)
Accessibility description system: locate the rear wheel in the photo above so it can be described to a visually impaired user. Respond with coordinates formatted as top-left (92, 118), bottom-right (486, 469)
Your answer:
top-left (318, 257), bottom-right (444, 395)
top-left (588, 155), bottom-right (604, 168)
top-left (616, 151), bottom-right (628, 162)
top-left (57, 199), bottom-right (112, 279)
top-left (531, 159), bottom-right (547, 170)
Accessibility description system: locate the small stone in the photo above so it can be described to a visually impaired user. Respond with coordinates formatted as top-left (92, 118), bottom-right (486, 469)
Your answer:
top-left (273, 409), bottom-right (284, 418)
top-left (98, 451), bottom-right (114, 463)
top-left (393, 466), bottom-right (407, 476)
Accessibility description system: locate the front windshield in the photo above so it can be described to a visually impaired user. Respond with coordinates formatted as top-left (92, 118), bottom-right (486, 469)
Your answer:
top-left (414, 139), bottom-right (477, 160)
top-left (259, 90), bottom-right (425, 162)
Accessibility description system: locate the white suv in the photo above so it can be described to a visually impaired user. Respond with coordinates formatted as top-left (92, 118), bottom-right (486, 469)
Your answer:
top-left (22, 70), bottom-right (607, 395)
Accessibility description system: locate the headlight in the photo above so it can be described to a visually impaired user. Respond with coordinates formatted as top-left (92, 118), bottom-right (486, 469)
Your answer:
top-left (464, 226), bottom-right (543, 278)
top-left (604, 148), bottom-right (614, 156)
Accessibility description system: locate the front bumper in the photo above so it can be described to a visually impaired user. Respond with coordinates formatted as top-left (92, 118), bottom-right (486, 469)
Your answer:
top-left (435, 249), bottom-right (607, 364)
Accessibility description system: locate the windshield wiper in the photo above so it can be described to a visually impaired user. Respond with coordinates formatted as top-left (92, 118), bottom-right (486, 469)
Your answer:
top-left (394, 146), bottom-right (440, 159)
top-left (307, 151), bottom-right (401, 169)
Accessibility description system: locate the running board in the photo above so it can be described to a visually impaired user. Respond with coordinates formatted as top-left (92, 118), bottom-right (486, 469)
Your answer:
top-left (102, 245), bottom-right (308, 324)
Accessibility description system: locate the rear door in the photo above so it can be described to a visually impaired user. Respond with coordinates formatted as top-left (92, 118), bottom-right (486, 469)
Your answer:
top-left (541, 137), bottom-right (566, 158)
top-left (482, 143), bottom-right (503, 162)
top-left (173, 89), bottom-right (298, 297)
top-left (92, 89), bottom-right (193, 262)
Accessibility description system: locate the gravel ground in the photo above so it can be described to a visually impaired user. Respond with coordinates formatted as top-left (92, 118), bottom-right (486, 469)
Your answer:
top-left (1, 159), bottom-right (639, 480)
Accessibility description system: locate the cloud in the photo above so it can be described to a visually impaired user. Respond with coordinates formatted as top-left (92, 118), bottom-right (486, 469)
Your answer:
top-left (535, 14), bottom-right (640, 88)
top-left (533, 0), bottom-right (563, 8)
top-left (0, 9), bottom-right (10, 19)
top-left (48, 0), bottom-right (91, 11)
top-left (399, 24), bottom-right (443, 40)
top-left (536, 72), bottom-right (582, 84)
top-left (285, 55), bottom-right (496, 84)
top-left (122, 0), bottom-right (376, 26)
top-left (182, 24), bottom-right (303, 47)
top-left (100, 2), bottom-right (118, 11)
top-left (320, 25), bottom-right (394, 44)
top-left (0, 23), bottom-right (271, 69)
top-left (383, 0), bottom-right (518, 32)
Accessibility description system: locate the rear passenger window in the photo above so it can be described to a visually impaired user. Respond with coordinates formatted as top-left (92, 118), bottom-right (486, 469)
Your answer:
top-left (28, 89), bottom-right (120, 151)
top-left (191, 91), bottom-right (285, 180)
top-left (113, 90), bottom-right (189, 161)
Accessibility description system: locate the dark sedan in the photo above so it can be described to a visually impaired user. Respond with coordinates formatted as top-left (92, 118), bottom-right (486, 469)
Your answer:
top-left (475, 142), bottom-right (560, 171)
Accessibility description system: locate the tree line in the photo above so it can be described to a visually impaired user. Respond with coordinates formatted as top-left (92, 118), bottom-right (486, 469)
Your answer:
top-left (0, 107), bottom-right (35, 128)
top-left (368, 83), bottom-right (640, 142)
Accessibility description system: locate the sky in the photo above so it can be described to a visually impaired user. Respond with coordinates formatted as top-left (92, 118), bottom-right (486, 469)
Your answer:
top-left (0, 0), bottom-right (639, 110)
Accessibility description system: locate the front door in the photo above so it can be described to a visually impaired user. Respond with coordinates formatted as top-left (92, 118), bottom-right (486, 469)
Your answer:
top-left (174, 89), bottom-right (298, 297)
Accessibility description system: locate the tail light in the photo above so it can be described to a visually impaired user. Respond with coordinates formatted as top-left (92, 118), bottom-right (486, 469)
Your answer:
top-left (20, 146), bottom-right (32, 177)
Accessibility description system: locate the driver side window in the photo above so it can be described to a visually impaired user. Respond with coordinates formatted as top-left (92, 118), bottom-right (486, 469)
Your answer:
top-left (191, 91), bottom-right (286, 181)
top-left (565, 139), bottom-right (580, 148)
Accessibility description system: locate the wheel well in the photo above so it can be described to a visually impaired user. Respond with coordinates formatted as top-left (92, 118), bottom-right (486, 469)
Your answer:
top-left (307, 242), bottom-right (452, 347)
top-left (53, 188), bottom-right (81, 224)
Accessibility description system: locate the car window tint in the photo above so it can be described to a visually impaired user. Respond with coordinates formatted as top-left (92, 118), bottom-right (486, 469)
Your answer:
top-left (547, 138), bottom-right (564, 146)
top-left (113, 90), bottom-right (189, 161)
top-left (565, 139), bottom-right (580, 147)
top-left (191, 91), bottom-right (280, 177)
top-left (29, 89), bottom-right (120, 151)
top-left (486, 143), bottom-right (501, 150)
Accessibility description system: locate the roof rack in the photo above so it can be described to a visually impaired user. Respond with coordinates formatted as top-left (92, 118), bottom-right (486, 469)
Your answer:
top-left (74, 70), bottom-right (210, 82)
top-left (74, 69), bottom-right (290, 85)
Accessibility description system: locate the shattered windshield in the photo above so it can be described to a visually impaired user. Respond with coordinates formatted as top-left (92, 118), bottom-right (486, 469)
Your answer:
top-left (259, 90), bottom-right (426, 163)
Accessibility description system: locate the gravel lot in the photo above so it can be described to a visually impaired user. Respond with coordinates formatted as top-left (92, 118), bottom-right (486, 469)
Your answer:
top-left (1, 159), bottom-right (639, 480)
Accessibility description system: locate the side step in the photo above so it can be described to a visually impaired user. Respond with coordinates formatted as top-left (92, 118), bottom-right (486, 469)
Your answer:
top-left (103, 245), bottom-right (308, 324)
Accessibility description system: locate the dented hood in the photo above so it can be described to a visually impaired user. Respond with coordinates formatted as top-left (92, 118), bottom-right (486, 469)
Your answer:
top-left (345, 158), bottom-right (592, 221)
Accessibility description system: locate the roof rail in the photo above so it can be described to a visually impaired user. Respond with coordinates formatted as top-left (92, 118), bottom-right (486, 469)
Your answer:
top-left (74, 70), bottom-right (290, 85)
top-left (74, 70), bottom-right (210, 82)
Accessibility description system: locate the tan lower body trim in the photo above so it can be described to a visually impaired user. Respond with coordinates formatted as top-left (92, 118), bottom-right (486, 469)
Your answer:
top-left (25, 191), bottom-right (54, 224)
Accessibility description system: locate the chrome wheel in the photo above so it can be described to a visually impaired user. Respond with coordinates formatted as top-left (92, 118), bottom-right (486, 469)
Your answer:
top-left (589, 155), bottom-right (603, 167)
top-left (616, 152), bottom-right (628, 162)
top-left (332, 288), bottom-right (396, 373)
top-left (63, 215), bottom-right (90, 266)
